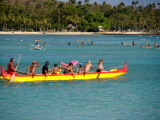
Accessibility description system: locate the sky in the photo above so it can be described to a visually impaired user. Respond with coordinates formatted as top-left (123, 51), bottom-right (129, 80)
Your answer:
top-left (58, 0), bottom-right (160, 7)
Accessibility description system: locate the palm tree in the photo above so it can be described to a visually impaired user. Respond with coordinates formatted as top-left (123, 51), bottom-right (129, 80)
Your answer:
top-left (69, 0), bottom-right (76, 5)
top-left (157, 3), bottom-right (160, 9)
top-left (84, 0), bottom-right (89, 4)
top-left (118, 2), bottom-right (125, 8)
top-left (138, 5), bottom-right (143, 12)
top-left (102, 1), bottom-right (106, 6)
top-left (78, 1), bottom-right (82, 6)
top-left (135, 1), bottom-right (139, 5)
top-left (0, 13), bottom-right (7, 31)
top-left (152, 3), bottom-right (156, 9)
top-left (132, 1), bottom-right (136, 6)
top-left (132, 1), bottom-right (136, 9)
top-left (94, 2), bottom-right (98, 6)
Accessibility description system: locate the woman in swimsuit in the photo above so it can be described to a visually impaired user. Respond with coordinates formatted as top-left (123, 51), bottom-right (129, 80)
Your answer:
top-left (63, 63), bottom-right (75, 74)
top-left (77, 64), bottom-right (83, 73)
top-left (96, 59), bottom-right (107, 72)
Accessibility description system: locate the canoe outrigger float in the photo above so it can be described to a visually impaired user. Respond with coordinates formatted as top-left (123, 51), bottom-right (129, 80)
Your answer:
top-left (0, 62), bottom-right (128, 82)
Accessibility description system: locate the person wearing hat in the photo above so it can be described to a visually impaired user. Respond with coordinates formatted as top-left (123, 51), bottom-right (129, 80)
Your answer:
top-left (83, 60), bottom-right (94, 73)
top-left (7, 58), bottom-right (18, 75)
top-left (26, 61), bottom-right (40, 77)
top-left (42, 61), bottom-right (51, 76)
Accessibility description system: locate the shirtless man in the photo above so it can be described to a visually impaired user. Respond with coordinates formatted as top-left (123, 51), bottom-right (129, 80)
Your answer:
top-left (26, 61), bottom-right (40, 77)
top-left (52, 64), bottom-right (61, 74)
top-left (83, 60), bottom-right (94, 73)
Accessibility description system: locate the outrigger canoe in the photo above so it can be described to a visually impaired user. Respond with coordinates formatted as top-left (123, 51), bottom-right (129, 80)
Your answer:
top-left (0, 62), bottom-right (128, 82)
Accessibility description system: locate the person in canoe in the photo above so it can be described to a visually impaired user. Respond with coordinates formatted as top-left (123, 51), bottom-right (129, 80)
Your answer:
top-left (63, 63), bottom-right (75, 74)
top-left (51, 64), bottom-right (61, 74)
top-left (42, 61), bottom-right (51, 77)
top-left (77, 64), bottom-right (83, 73)
top-left (96, 59), bottom-right (107, 72)
top-left (83, 60), bottom-right (94, 73)
top-left (7, 58), bottom-right (18, 75)
top-left (26, 61), bottom-right (40, 77)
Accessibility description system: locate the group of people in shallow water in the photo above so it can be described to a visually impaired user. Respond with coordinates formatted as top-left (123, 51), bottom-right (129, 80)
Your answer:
top-left (121, 41), bottom-right (160, 49)
top-left (30, 39), bottom-right (47, 50)
top-left (7, 58), bottom-right (107, 77)
top-left (140, 42), bottom-right (160, 49)
top-left (68, 38), bottom-right (94, 47)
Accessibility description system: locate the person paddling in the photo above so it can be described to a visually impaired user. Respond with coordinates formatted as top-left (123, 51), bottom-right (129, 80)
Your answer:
top-left (42, 61), bottom-right (51, 76)
top-left (7, 58), bottom-right (18, 75)
top-left (83, 60), bottom-right (94, 73)
top-left (51, 64), bottom-right (61, 74)
top-left (96, 59), bottom-right (107, 72)
top-left (77, 64), bottom-right (83, 73)
top-left (26, 61), bottom-right (40, 77)
top-left (63, 63), bottom-right (75, 74)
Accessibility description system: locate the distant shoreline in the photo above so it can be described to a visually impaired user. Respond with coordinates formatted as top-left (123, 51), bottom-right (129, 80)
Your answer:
top-left (0, 31), bottom-right (159, 35)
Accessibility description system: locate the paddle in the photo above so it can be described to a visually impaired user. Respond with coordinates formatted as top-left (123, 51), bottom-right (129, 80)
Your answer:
top-left (16, 70), bottom-right (28, 74)
top-left (73, 68), bottom-right (79, 78)
top-left (36, 60), bottom-right (41, 74)
top-left (10, 54), bottom-right (21, 82)
top-left (43, 65), bottom-right (62, 80)
top-left (42, 71), bottom-right (53, 80)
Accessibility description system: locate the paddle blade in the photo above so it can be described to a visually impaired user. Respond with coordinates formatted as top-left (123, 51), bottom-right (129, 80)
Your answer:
top-left (10, 73), bottom-right (15, 82)
top-left (110, 68), bottom-right (118, 71)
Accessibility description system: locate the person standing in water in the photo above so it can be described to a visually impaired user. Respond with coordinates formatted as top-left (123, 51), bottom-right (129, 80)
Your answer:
top-left (91, 41), bottom-right (94, 46)
top-left (81, 42), bottom-right (84, 46)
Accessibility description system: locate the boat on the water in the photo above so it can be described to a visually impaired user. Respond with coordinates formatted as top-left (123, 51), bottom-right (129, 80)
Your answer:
top-left (0, 62), bottom-right (128, 82)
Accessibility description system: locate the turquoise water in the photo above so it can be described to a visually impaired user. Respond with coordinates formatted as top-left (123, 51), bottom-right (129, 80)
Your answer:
top-left (0, 34), bottom-right (160, 119)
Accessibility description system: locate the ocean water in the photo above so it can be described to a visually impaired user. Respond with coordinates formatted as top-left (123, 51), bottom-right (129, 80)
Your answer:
top-left (0, 34), bottom-right (160, 120)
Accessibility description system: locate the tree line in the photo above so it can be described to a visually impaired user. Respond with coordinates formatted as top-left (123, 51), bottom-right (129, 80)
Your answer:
top-left (0, 0), bottom-right (160, 32)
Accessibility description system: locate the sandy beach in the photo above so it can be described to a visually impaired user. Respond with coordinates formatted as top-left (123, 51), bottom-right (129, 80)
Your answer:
top-left (0, 31), bottom-right (159, 35)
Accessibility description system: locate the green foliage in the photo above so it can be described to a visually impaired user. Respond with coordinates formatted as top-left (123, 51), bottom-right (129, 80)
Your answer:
top-left (110, 13), bottom-right (129, 25)
top-left (0, 0), bottom-right (159, 32)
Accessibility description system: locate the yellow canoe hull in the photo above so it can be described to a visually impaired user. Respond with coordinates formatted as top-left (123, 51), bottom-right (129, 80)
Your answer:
top-left (0, 62), bottom-right (128, 82)
top-left (2, 72), bottom-right (126, 82)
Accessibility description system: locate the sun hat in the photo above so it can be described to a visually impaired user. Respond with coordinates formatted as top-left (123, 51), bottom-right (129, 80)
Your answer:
top-left (32, 61), bottom-right (36, 64)
top-left (45, 61), bottom-right (49, 64)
